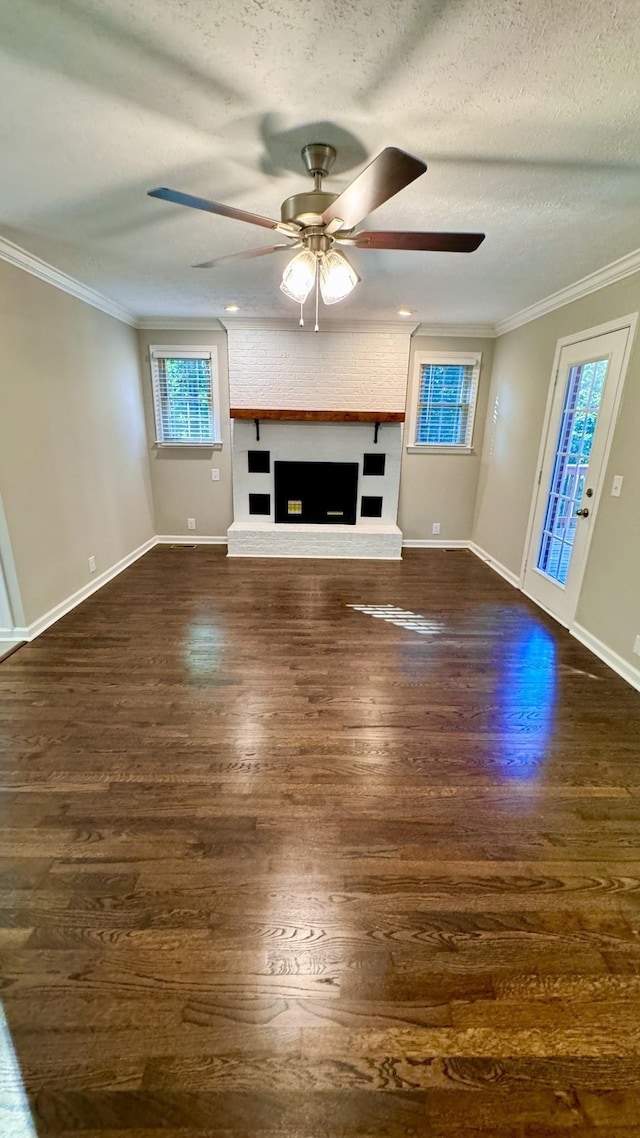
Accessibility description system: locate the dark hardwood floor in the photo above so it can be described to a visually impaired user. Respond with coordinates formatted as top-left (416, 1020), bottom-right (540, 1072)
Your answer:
top-left (1, 545), bottom-right (640, 1136)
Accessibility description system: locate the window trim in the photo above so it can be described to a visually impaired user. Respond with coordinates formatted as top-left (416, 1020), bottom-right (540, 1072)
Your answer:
top-left (407, 350), bottom-right (481, 452)
top-left (149, 345), bottom-right (222, 447)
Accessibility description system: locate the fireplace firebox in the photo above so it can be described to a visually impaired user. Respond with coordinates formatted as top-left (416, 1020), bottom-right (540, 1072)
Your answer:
top-left (274, 461), bottom-right (358, 524)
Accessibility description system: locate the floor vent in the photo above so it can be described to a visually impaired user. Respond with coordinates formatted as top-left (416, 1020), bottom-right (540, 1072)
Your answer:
top-left (169, 544), bottom-right (197, 549)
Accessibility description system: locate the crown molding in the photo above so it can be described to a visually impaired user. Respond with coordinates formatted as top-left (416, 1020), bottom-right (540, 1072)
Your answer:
top-left (5, 229), bottom-right (640, 345)
top-left (222, 317), bottom-right (418, 333)
top-left (496, 245), bottom-right (640, 336)
top-left (0, 235), bottom-right (136, 326)
top-left (136, 317), bottom-right (225, 331)
top-left (413, 322), bottom-right (496, 338)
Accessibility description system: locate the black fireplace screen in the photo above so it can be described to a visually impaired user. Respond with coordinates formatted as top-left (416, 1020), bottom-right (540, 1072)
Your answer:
top-left (274, 461), bottom-right (358, 524)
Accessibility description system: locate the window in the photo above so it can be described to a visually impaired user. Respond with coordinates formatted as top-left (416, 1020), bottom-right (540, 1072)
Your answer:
top-left (409, 352), bottom-right (481, 450)
top-left (149, 347), bottom-right (221, 445)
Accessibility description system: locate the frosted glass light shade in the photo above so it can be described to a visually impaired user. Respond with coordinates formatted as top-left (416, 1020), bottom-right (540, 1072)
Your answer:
top-left (280, 249), bottom-right (316, 302)
top-left (319, 250), bottom-right (360, 304)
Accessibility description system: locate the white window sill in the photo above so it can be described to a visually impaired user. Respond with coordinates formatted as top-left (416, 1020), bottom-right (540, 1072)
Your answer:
top-left (406, 445), bottom-right (475, 455)
top-left (154, 441), bottom-right (223, 449)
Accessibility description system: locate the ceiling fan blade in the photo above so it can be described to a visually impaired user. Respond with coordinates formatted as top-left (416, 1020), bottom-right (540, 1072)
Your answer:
top-left (148, 187), bottom-right (299, 233)
top-left (321, 147), bottom-right (427, 230)
top-left (353, 230), bottom-right (486, 252)
top-left (193, 243), bottom-right (300, 269)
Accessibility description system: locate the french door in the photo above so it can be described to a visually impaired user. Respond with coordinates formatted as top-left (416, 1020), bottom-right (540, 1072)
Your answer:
top-left (523, 325), bottom-right (632, 627)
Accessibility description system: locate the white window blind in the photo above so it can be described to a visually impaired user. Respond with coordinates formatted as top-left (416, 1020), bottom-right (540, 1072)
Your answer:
top-left (414, 356), bottom-right (480, 447)
top-left (150, 349), bottom-right (217, 444)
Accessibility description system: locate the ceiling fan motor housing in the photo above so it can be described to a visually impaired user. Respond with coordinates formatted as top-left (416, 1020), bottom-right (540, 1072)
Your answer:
top-left (280, 189), bottom-right (338, 227)
top-left (281, 142), bottom-right (340, 228)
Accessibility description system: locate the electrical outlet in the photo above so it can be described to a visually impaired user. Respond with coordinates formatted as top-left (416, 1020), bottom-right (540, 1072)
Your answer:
top-left (611, 474), bottom-right (624, 497)
top-left (432, 522), bottom-right (441, 535)
top-left (634, 635), bottom-right (640, 658)
top-left (88, 555), bottom-right (96, 573)
top-left (187, 518), bottom-right (196, 530)
top-left (211, 468), bottom-right (220, 481)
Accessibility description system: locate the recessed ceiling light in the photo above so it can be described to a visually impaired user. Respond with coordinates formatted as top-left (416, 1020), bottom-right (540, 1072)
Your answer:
top-left (398, 308), bottom-right (412, 317)
top-left (225, 303), bottom-right (240, 312)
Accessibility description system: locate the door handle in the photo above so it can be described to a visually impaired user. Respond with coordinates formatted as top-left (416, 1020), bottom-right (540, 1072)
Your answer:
top-left (576, 507), bottom-right (590, 517)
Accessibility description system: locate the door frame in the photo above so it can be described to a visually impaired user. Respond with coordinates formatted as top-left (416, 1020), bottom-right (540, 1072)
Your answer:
top-left (0, 492), bottom-right (25, 641)
top-left (519, 312), bottom-right (638, 626)
top-left (0, 562), bottom-right (13, 634)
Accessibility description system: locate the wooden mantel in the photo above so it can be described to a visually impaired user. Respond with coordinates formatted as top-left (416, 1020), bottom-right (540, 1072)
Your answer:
top-left (230, 408), bottom-right (405, 423)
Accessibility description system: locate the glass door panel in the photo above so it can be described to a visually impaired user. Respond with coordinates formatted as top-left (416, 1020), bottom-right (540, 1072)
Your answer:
top-left (536, 358), bottom-right (608, 585)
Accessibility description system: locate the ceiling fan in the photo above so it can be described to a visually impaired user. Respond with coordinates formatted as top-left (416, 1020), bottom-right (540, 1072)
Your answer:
top-left (148, 143), bottom-right (485, 323)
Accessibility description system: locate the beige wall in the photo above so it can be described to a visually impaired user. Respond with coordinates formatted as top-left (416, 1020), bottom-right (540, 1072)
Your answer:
top-left (137, 329), bottom-right (233, 537)
top-left (472, 272), bottom-right (640, 670)
top-left (0, 260), bottom-right (154, 627)
top-left (399, 335), bottom-right (494, 541)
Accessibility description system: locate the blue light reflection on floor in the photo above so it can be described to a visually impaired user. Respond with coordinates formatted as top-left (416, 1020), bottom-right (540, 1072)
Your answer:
top-left (0, 1004), bottom-right (38, 1137)
top-left (495, 619), bottom-right (557, 779)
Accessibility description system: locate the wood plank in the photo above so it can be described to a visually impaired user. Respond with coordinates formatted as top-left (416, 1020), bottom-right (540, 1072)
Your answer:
top-left (229, 408), bottom-right (405, 422)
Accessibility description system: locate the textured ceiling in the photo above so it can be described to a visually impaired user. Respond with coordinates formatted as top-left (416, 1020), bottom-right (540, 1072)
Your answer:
top-left (1, 0), bottom-right (639, 323)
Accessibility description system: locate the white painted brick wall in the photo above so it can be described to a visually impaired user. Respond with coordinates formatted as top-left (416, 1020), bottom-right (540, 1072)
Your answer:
top-left (228, 329), bottom-right (410, 411)
top-left (227, 522), bottom-right (402, 560)
top-left (231, 420), bottom-right (403, 526)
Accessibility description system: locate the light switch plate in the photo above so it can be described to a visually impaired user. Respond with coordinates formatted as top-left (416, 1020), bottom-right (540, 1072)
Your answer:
top-left (211, 468), bottom-right (220, 481)
top-left (611, 474), bottom-right (623, 497)
top-left (634, 635), bottom-right (640, 658)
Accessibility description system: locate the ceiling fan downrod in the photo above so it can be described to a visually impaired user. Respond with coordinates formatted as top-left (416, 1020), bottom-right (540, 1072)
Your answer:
top-left (301, 143), bottom-right (337, 190)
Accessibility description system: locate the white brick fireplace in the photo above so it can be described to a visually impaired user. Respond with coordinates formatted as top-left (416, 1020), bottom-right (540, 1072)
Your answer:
top-left (224, 321), bottom-right (412, 559)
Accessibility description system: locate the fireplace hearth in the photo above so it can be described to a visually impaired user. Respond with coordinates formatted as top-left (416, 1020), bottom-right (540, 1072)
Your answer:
top-left (274, 461), bottom-right (358, 524)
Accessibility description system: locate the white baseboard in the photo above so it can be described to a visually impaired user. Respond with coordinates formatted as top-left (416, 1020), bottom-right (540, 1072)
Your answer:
top-left (23, 536), bottom-right (157, 641)
top-left (402, 539), bottom-right (469, 549)
top-left (468, 542), bottom-right (521, 588)
top-left (571, 622), bottom-right (640, 692)
top-left (156, 535), bottom-right (228, 545)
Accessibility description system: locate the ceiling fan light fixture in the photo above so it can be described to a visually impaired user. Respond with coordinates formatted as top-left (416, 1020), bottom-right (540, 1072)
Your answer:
top-left (318, 249), bottom-right (360, 305)
top-left (280, 249), bottom-right (317, 303)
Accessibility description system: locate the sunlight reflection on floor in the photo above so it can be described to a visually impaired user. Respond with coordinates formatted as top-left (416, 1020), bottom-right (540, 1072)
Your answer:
top-left (347, 603), bottom-right (444, 635)
top-left (0, 1005), bottom-right (38, 1138)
